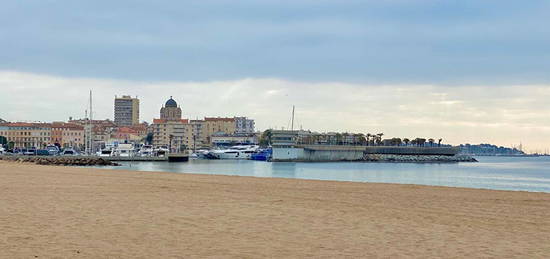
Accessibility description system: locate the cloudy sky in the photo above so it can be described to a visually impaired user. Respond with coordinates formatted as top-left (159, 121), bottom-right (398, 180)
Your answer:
top-left (1, 1), bottom-right (550, 151)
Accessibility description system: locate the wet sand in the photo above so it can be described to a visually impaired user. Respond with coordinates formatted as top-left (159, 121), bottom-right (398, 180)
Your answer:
top-left (1, 161), bottom-right (549, 258)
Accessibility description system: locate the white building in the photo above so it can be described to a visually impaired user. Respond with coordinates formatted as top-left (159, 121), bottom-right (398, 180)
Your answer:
top-left (234, 117), bottom-right (255, 134)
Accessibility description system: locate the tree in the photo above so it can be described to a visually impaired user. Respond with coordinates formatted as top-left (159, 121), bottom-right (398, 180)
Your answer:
top-left (438, 138), bottom-right (443, 147)
top-left (259, 129), bottom-right (272, 147)
top-left (376, 133), bottom-right (384, 146)
top-left (414, 138), bottom-right (426, 146)
top-left (356, 133), bottom-right (367, 145)
top-left (0, 136), bottom-right (7, 146)
top-left (428, 138), bottom-right (435, 146)
top-left (403, 138), bottom-right (410, 146)
top-left (366, 133), bottom-right (371, 146)
top-left (145, 133), bottom-right (154, 145)
top-left (391, 138), bottom-right (402, 146)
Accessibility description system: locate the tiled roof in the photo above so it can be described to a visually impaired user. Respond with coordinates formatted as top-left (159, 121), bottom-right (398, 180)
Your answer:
top-left (204, 117), bottom-right (235, 122)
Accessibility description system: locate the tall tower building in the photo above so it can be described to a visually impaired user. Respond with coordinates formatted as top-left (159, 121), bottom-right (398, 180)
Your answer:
top-left (114, 95), bottom-right (140, 126)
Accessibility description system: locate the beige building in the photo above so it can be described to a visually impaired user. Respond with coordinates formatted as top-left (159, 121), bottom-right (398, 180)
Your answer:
top-left (151, 97), bottom-right (190, 152)
top-left (51, 122), bottom-right (85, 149)
top-left (0, 123), bottom-right (52, 148)
top-left (160, 97), bottom-right (182, 121)
top-left (151, 119), bottom-right (191, 151)
top-left (203, 117), bottom-right (236, 143)
top-left (114, 95), bottom-right (140, 126)
top-left (150, 98), bottom-right (256, 151)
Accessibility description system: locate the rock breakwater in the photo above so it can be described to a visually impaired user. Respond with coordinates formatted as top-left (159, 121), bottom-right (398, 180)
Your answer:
top-left (0, 156), bottom-right (119, 166)
top-left (364, 154), bottom-right (477, 163)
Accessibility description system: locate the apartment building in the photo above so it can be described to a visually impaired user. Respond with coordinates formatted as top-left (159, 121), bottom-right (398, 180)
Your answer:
top-left (234, 117), bottom-right (255, 134)
top-left (114, 95), bottom-right (140, 126)
top-left (0, 122), bottom-right (52, 148)
top-left (51, 122), bottom-right (85, 149)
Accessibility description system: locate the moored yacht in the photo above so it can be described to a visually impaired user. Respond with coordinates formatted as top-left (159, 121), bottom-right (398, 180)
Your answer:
top-left (113, 143), bottom-right (134, 157)
top-left (206, 145), bottom-right (259, 160)
top-left (139, 145), bottom-right (154, 157)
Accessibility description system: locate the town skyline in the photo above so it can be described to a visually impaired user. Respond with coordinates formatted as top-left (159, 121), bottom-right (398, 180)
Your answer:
top-left (1, 70), bottom-right (549, 153)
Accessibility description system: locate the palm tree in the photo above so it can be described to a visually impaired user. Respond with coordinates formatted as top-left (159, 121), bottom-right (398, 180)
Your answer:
top-left (415, 138), bottom-right (426, 147)
top-left (392, 138), bottom-right (402, 146)
top-left (428, 138), bottom-right (435, 147)
top-left (366, 133), bottom-right (371, 146)
top-left (438, 138), bottom-right (443, 147)
top-left (376, 133), bottom-right (384, 146)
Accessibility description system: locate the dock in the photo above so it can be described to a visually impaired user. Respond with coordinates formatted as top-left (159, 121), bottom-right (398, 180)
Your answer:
top-left (100, 156), bottom-right (168, 162)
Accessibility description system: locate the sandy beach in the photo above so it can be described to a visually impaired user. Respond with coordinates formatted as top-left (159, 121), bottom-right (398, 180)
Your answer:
top-left (1, 161), bottom-right (549, 258)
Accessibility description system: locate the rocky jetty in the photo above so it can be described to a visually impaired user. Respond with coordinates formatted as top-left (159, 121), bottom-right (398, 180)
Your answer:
top-left (0, 156), bottom-right (119, 166)
top-left (364, 154), bottom-right (477, 163)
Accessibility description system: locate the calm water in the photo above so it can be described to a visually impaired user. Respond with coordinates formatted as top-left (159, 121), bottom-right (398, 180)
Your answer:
top-left (96, 156), bottom-right (550, 193)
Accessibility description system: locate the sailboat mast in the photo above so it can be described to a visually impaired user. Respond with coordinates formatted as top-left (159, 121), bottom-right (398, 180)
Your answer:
top-left (291, 105), bottom-right (295, 131)
top-left (87, 90), bottom-right (93, 155)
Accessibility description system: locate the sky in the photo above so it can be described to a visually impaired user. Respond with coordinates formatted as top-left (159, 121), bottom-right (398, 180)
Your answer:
top-left (1, 1), bottom-right (550, 151)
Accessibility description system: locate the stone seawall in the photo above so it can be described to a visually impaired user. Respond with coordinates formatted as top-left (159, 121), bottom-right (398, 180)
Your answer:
top-left (364, 154), bottom-right (477, 163)
top-left (0, 156), bottom-right (119, 166)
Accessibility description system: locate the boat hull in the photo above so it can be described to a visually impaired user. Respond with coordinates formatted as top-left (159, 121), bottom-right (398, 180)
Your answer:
top-left (168, 154), bottom-right (189, 162)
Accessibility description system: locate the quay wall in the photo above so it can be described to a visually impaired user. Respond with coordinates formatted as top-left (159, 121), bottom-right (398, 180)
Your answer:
top-left (272, 145), bottom-right (463, 162)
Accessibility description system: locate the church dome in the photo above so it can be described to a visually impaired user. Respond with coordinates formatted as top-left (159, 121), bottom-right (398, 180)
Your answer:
top-left (165, 96), bottom-right (178, 107)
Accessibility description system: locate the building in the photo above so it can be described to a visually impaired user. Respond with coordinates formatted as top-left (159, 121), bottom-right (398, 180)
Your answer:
top-left (210, 133), bottom-right (258, 146)
top-left (151, 97), bottom-right (190, 152)
top-left (160, 96), bottom-right (182, 121)
top-left (51, 122), bottom-right (85, 149)
top-left (111, 127), bottom-right (143, 143)
top-left (234, 117), bottom-right (255, 134)
top-left (69, 119), bottom-right (118, 151)
top-left (151, 119), bottom-right (190, 151)
top-left (114, 95), bottom-right (140, 126)
top-left (203, 117), bottom-right (236, 143)
top-left (0, 122), bottom-right (52, 148)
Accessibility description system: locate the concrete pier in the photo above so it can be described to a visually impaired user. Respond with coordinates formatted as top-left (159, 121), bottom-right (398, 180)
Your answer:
top-left (272, 145), bottom-right (464, 162)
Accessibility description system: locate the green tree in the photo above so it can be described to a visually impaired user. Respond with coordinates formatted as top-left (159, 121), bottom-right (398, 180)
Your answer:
top-left (145, 133), bottom-right (154, 145)
top-left (0, 136), bottom-right (7, 146)
top-left (259, 129), bottom-right (273, 147)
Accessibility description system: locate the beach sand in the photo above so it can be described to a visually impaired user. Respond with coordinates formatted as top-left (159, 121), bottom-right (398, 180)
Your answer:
top-left (1, 161), bottom-right (549, 258)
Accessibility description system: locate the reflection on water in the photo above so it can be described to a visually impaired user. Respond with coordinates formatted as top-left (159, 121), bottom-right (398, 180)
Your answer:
top-left (95, 156), bottom-right (550, 193)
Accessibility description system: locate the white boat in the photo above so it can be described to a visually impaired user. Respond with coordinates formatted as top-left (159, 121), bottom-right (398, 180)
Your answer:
top-left (113, 143), bottom-right (134, 157)
top-left (61, 148), bottom-right (78, 156)
top-left (154, 146), bottom-right (169, 157)
top-left (98, 148), bottom-right (113, 157)
top-left (191, 149), bottom-right (210, 159)
top-left (139, 145), bottom-right (154, 157)
top-left (207, 145), bottom-right (259, 160)
top-left (46, 145), bottom-right (60, 156)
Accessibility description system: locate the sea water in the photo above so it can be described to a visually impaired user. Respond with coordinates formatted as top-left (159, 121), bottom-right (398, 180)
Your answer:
top-left (95, 156), bottom-right (550, 193)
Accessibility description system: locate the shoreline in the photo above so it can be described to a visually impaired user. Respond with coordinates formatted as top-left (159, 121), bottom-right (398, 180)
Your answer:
top-left (1, 161), bottom-right (549, 258)
top-left (1, 158), bottom-right (546, 194)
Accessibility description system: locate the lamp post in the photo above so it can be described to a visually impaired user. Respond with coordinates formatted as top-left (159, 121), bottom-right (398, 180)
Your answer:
top-left (169, 134), bottom-right (174, 153)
